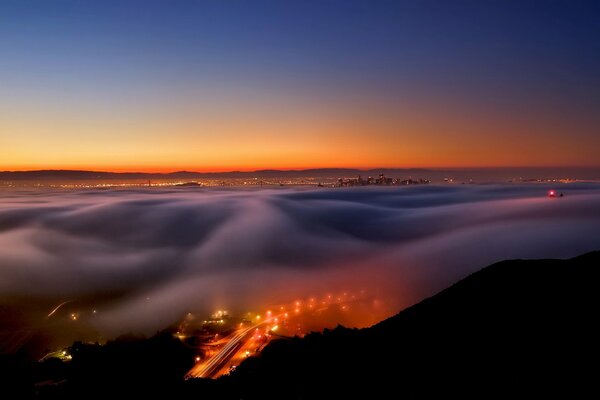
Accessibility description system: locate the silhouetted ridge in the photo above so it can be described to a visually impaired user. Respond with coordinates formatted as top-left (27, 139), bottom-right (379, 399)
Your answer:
top-left (373, 251), bottom-right (600, 333)
top-left (3, 167), bottom-right (600, 181)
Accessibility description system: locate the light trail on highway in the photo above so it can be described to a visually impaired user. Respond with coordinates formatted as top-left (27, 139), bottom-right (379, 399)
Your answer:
top-left (47, 300), bottom-right (72, 318)
top-left (185, 319), bottom-right (272, 379)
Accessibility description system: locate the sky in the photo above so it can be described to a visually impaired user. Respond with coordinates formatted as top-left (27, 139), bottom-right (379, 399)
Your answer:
top-left (1, 0), bottom-right (599, 172)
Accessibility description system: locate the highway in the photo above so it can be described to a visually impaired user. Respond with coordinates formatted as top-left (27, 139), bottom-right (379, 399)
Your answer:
top-left (185, 320), bottom-right (270, 379)
top-left (183, 293), bottom-right (370, 380)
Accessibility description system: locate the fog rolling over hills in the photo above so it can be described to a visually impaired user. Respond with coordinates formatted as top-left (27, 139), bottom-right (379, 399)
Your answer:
top-left (1, 183), bottom-right (600, 398)
top-left (2, 183), bottom-right (600, 344)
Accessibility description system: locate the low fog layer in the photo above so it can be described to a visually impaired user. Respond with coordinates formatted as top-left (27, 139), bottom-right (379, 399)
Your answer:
top-left (2, 184), bottom-right (600, 335)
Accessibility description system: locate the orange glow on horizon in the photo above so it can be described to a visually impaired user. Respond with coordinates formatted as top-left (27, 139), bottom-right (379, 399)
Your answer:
top-left (3, 91), bottom-right (600, 172)
top-left (2, 161), bottom-right (598, 174)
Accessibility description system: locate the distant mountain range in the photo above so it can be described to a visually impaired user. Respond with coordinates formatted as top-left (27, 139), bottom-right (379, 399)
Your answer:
top-left (8, 251), bottom-right (599, 398)
top-left (2, 167), bottom-right (600, 181)
top-left (0, 168), bottom-right (432, 180)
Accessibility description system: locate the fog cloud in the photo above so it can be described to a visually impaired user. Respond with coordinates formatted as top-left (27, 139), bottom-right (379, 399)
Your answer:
top-left (1, 184), bottom-right (600, 335)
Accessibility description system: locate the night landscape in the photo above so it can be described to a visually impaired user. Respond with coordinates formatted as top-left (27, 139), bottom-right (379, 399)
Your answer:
top-left (1, 1), bottom-right (600, 398)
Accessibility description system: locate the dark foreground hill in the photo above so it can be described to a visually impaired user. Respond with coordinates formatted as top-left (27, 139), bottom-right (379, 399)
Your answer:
top-left (6, 252), bottom-right (600, 398)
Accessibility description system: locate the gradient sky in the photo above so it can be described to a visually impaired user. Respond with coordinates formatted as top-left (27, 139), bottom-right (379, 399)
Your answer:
top-left (1, 0), bottom-right (599, 171)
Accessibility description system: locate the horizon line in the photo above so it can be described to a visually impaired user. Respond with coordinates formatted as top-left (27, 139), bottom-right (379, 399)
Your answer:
top-left (3, 165), bottom-right (600, 175)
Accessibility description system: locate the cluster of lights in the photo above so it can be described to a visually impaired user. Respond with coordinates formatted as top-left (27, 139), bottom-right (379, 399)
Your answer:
top-left (248, 290), bottom-right (365, 325)
top-left (186, 289), bottom-right (373, 380)
top-left (203, 319), bottom-right (225, 324)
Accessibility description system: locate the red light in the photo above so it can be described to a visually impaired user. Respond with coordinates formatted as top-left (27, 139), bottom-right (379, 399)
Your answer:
top-left (548, 190), bottom-right (556, 197)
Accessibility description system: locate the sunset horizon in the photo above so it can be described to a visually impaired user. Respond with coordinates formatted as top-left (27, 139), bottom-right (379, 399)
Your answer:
top-left (3, 164), bottom-right (600, 175)
top-left (3, 2), bottom-right (600, 173)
